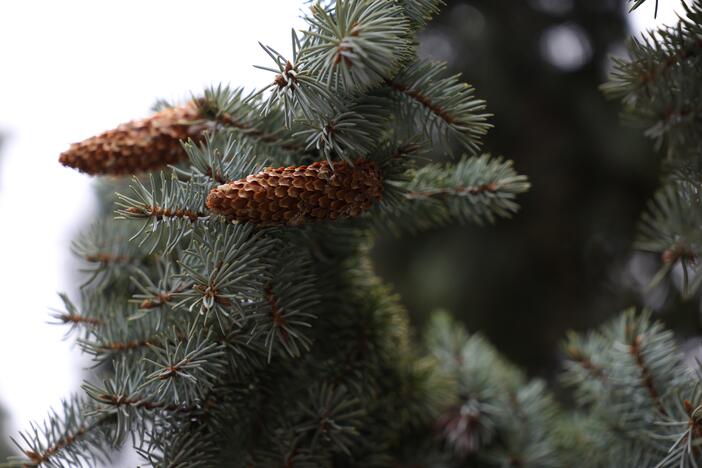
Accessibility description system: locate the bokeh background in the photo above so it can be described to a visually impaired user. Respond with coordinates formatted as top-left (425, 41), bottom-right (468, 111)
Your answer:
top-left (377, 0), bottom-right (668, 376)
top-left (0, 0), bottom-right (687, 461)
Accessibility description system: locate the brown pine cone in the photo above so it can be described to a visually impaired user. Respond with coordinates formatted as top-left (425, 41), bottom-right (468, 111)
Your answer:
top-left (59, 104), bottom-right (205, 175)
top-left (206, 159), bottom-right (383, 225)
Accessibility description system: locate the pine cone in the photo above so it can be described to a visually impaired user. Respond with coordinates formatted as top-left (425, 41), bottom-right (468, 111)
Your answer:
top-left (206, 160), bottom-right (383, 225)
top-left (59, 104), bottom-right (205, 175)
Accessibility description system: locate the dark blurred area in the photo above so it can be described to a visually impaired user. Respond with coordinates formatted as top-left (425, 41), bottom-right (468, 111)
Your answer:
top-left (374, 0), bottom-right (662, 375)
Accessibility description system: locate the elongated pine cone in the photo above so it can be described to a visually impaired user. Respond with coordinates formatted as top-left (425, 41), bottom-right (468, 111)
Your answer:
top-left (206, 160), bottom-right (383, 225)
top-left (59, 104), bottom-right (205, 175)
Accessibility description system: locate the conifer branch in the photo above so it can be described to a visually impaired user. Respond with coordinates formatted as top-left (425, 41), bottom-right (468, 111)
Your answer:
top-left (389, 60), bottom-right (491, 154)
top-left (177, 133), bottom-right (263, 186)
top-left (49, 293), bottom-right (104, 337)
top-left (52, 312), bottom-right (102, 328)
top-left (398, 0), bottom-right (445, 29)
top-left (9, 0), bottom-right (539, 465)
top-left (563, 343), bottom-right (608, 385)
top-left (78, 304), bottom-right (162, 362)
top-left (196, 85), bottom-right (306, 158)
top-left (6, 397), bottom-right (111, 468)
top-left (636, 179), bottom-right (702, 297)
top-left (129, 259), bottom-right (190, 321)
top-left (21, 425), bottom-right (90, 466)
top-left (89, 393), bottom-right (198, 414)
top-left (294, 98), bottom-right (390, 163)
top-left (143, 328), bottom-right (228, 404)
top-left (253, 37), bottom-right (340, 129)
top-left (173, 223), bottom-right (275, 331)
top-left (426, 312), bottom-right (560, 465)
top-left (397, 155), bottom-right (530, 230)
top-left (116, 172), bottom-right (210, 254)
top-left (138, 292), bottom-right (175, 311)
top-left (71, 220), bottom-right (147, 289)
top-left (628, 334), bottom-right (668, 416)
top-left (300, 0), bottom-right (410, 92)
top-left (251, 254), bottom-right (318, 362)
top-left (603, 1), bottom-right (702, 160)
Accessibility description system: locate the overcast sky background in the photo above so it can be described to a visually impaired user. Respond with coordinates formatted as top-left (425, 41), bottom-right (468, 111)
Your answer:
top-left (0, 0), bottom-right (688, 458)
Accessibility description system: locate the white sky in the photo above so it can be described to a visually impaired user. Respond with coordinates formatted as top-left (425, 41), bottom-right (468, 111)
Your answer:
top-left (0, 0), bottom-right (690, 463)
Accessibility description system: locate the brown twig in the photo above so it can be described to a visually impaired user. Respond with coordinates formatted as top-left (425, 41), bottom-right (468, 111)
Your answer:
top-left (215, 112), bottom-right (303, 153)
top-left (58, 313), bottom-right (102, 327)
top-left (99, 339), bottom-right (155, 352)
top-left (127, 206), bottom-right (205, 222)
top-left (566, 348), bottom-right (608, 383)
top-left (23, 426), bottom-right (90, 466)
top-left (629, 334), bottom-right (667, 415)
top-left (387, 78), bottom-right (455, 124)
top-left (265, 284), bottom-right (288, 342)
top-left (139, 284), bottom-right (189, 310)
top-left (98, 394), bottom-right (197, 413)
top-left (406, 183), bottom-right (499, 200)
top-left (83, 253), bottom-right (131, 264)
top-left (638, 38), bottom-right (702, 87)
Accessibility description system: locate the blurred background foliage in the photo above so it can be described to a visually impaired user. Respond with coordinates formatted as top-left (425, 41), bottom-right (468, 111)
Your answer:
top-left (374, 0), bottom-right (668, 375)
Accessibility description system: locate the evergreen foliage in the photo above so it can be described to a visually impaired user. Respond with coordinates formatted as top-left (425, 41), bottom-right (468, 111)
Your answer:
top-left (5, 0), bottom-right (529, 466)
top-left (604, 0), bottom-right (702, 297)
top-left (5, 0), bottom-right (702, 466)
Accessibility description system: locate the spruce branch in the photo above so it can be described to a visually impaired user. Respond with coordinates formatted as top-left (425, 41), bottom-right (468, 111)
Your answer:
top-left (217, 327), bottom-right (267, 377)
top-left (426, 312), bottom-right (561, 466)
top-left (655, 394), bottom-right (702, 468)
top-left (562, 332), bottom-right (610, 405)
top-left (389, 60), bottom-right (492, 154)
top-left (116, 172), bottom-right (210, 254)
top-left (49, 293), bottom-right (103, 340)
top-left (294, 383), bottom-right (365, 456)
top-left (176, 133), bottom-right (263, 185)
top-left (397, 0), bottom-right (445, 29)
top-left (142, 327), bottom-right (227, 404)
top-left (561, 309), bottom-right (699, 464)
top-left (173, 223), bottom-right (275, 331)
top-left (636, 180), bottom-right (702, 297)
top-left (51, 292), bottom-right (145, 345)
top-left (603, 309), bottom-right (683, 415)
top-left (485, 380), bottom-right (561, 468)
top-left (253, 35), bottom-right (340, 129)
top-left (136, 424), bottom-right (219, 468)
top-left (250, 252), bottom-right (319, 362)
top-left (294, 98), bottom-right (390, 163)
top-left (15, 0), bottom-right (539, 464)
top-left (196, 85), bottom-right (307, 158)
top-left (398, 154), bottom-right (530, 230)
top-left (360, 140), bottom-right (424, 232)
top-left (82, 358), bottom-right (203, 447)
top-left (78, 309), bottom-right (161, 363)
top-left (603, 1), bottom-right (702, 160)
top-left (130, 257), bottom-right (190, 322)
top-left (300, 0), bottom-right (410, 92)
top-left (71, 220), bottom-right (147, 289)
top-left (5, 397), bottom-right (111, 468)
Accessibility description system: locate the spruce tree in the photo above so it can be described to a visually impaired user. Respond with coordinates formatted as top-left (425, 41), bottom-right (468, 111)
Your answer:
top-left (4, 0), bottom-right (702, 467)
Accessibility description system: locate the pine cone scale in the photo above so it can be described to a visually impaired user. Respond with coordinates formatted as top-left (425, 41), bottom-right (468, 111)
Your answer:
top-left (59, 104), bottom-right (204, 175)
top-left (206, 160), bottom-right (382, 225)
